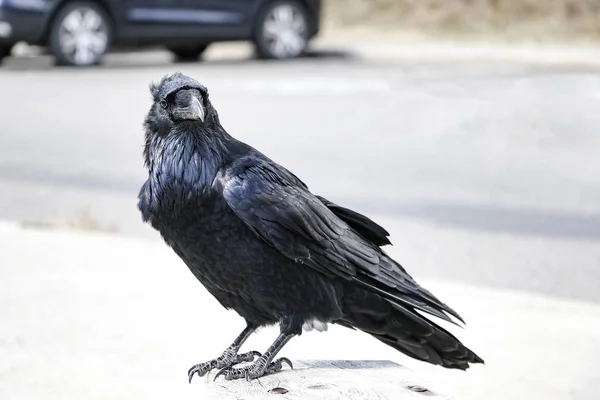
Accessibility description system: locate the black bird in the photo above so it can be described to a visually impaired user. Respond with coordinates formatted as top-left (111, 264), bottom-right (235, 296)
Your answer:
top-left (138, 72), bottom-right (484, 382)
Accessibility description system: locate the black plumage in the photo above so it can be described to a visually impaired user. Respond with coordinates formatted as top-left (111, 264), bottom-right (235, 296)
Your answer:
top-left (137, 72), bottom-right (484, 382)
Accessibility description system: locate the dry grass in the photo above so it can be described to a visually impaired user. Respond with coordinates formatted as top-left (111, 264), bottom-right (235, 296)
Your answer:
top-left (323, 0), bottom-right (600, 42)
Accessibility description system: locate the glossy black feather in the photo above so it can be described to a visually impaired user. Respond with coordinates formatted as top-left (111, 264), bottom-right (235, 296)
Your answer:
top-left (138, 73), bottom-right (484, 371)
top-left (220, 159), bottom-right (465, 326)
top-left (315, 196), bottom-right (391, 247)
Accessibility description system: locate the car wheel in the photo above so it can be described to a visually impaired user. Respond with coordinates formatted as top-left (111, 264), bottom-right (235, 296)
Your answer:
top-left (253, 0), bottom-right (309, 60)
top-left (0, 44), bottom-right (13, 64)
top-left (48, 2), bottom-right (111, 67)
top-left (168, 44), bottom-right (210, 63)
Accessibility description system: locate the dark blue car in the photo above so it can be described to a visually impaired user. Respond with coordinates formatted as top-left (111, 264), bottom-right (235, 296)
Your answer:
top-left (0, 0), bottom-right (321, 66)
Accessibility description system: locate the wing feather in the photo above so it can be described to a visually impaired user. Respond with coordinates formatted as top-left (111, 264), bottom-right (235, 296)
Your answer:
top-left (219, 158), bottom-right (464, 325)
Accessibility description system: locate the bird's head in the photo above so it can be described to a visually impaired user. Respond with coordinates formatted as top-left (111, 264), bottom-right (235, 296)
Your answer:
top-left (144, 72), bottom-right (218, 136)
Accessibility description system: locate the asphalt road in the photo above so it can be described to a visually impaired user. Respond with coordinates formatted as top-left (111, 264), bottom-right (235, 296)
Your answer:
top-left (1, 47), bottom-right (599, 303)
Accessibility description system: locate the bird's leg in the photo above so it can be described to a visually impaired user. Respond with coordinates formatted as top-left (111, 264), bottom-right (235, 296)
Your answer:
top-left (214, 332), bottom-right (295, 381)
top-left (188, 324), bottom-right (260, 382)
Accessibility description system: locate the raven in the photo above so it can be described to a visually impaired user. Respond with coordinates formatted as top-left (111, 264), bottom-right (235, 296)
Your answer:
top-left (138, 72), bottom-right (484, 382)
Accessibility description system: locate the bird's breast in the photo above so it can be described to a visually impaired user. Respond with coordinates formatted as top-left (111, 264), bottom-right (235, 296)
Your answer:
top-left (138, 153), bottom-right (221, 224)
top-left (140, 179), bottom-right (345, 324)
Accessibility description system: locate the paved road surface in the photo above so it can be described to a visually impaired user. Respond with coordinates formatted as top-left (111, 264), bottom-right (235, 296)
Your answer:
top-left (1, 48), bottom-right (599, 303)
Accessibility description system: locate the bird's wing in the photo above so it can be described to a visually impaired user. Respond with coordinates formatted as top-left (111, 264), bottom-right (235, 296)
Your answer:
top-left (219, 158), bottom-right (464, 325)
top-left (236, 159), bottom-right (392, 246)
top-left (315, 196), bottom-right (391, 247)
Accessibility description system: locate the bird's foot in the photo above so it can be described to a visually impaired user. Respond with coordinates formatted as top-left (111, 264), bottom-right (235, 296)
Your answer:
top-left (214, 356), bottom-right (293, 381)
top-left (188, 348), bottom-right (262, 383)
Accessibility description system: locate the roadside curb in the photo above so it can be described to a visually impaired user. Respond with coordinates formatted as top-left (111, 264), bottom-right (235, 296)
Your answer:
top-left (9, 39), bottom-right (600, 68)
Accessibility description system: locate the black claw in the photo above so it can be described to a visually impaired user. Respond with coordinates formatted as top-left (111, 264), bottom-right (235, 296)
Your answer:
top-left (264, 357), bottom-right (292, 375)
top-left (279, 357), bottom-right (293, 370)
top-left (213, 367), bottom-right (230, 382)
top-left (189, 348), bottom-right (266, 383)
top-left (210, 356), bottom-right (293, 382)
top-left (188, 366), bottom-right (198, 384)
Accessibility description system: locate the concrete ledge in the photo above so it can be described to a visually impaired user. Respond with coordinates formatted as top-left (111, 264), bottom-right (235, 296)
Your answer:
top-left (198, 360), bottom-right (448, 399)
top-left (2, 223), bottom-right (600, 400)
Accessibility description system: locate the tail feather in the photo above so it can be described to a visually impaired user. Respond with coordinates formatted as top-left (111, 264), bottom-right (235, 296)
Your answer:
top-left (353, 255), bottom-right (467, 327)
top-left (341, 286), bottom-right (484, 370)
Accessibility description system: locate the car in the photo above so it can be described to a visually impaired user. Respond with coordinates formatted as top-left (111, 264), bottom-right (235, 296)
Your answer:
top-left (0, 0), bottom-right (321, 66)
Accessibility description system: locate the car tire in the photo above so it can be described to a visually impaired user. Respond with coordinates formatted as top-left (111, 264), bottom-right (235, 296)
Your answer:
top-left (0, 44), bottom-right (13, 64)
top-left (48, 2), bottom-right (112, 67)
top-left (253, 0), bottom-right (310, 60)
top-left (168, 44), bottom-right (210, 63)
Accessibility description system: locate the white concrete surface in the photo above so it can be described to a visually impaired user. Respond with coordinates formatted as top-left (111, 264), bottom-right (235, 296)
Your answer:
top-left (200, 360), bottom-right (447, 399)
top-left (1, 217), bottom-right (599, 400)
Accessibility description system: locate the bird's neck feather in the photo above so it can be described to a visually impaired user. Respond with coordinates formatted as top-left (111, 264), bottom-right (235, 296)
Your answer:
top-left (140, 126), bottom-right (230, 219)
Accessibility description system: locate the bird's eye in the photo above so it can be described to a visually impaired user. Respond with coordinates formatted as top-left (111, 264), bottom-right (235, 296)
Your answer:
top-left (159, 100), bottom-right (168, 109)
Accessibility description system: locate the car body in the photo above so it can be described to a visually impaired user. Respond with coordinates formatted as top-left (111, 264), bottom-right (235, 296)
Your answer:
top-left (0, 0), bottom-right (321, 66)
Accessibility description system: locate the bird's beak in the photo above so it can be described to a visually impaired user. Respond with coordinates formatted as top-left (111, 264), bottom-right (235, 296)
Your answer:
top-left (173, 95), bottom-right (205, 122)
top-left (190, 96), bottom-right (205, 122)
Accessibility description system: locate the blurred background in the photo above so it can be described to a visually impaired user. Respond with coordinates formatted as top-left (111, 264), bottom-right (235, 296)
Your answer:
top-left (1, 1), bottom-right (599, 399)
